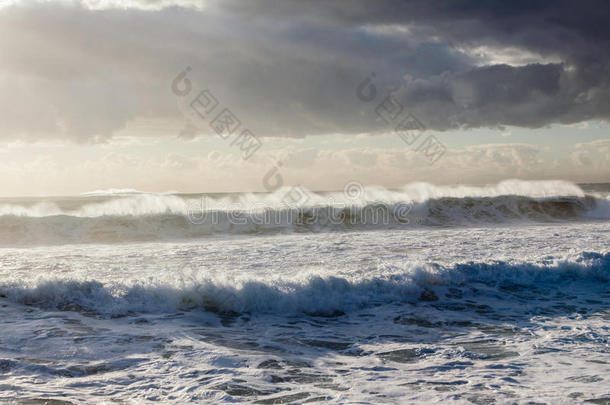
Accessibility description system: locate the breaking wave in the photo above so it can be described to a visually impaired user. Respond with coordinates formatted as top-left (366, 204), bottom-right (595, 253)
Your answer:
top-left (1, 252), bottom-right (608, 316)
top-left (0, 180), bottom-right (608, 246)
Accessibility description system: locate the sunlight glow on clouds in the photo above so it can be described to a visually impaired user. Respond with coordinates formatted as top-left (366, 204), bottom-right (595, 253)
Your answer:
top-left (0, 0), bottom-right (608, 194)
top-left (0, 131), bottom-right (608, 196)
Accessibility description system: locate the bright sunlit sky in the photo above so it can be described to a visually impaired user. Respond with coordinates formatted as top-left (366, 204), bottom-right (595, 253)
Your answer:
top-left (0, 0), bottom-right (609, 196)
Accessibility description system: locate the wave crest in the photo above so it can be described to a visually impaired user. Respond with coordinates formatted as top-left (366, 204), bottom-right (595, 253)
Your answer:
top-left (1, 252), bottom-right (608, 316)
top-left (0, 180), bottom-right (608, 246)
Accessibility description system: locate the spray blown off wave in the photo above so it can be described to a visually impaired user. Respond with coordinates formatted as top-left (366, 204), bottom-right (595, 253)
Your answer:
top-left (0, 180), bottom-right (608, 246)
top-left (1, 252), bottom-right (608, 317)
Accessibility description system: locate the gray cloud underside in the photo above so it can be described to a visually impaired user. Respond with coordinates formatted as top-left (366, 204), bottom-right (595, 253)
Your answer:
top-left (1, 0), bottom-right (609, 141)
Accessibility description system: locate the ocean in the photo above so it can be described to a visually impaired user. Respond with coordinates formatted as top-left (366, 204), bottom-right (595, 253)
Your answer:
top-left (0, 180), bottom-right (608, 404)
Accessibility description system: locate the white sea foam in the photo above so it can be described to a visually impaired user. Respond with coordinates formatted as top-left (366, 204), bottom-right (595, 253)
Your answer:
top-left (0, 180), bottom-right (590, 217)
top-left (1, 251), bottom-right (607, 316)
top-left (0, 221), bottom-right (608, 404)
top-left (0, 180), bottom-right (607, 246)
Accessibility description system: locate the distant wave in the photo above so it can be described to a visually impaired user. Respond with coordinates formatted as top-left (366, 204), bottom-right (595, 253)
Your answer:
top-left (0, 180), bottom-right (608, 246)
top-left (80, 188), bottom-right (143, 196)
top-left (1, 251), bottom-right (607, 316)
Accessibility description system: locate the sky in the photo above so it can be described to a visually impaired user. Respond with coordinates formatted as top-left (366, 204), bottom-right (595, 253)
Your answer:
top-left (0, 0), bottom-right (609, 196)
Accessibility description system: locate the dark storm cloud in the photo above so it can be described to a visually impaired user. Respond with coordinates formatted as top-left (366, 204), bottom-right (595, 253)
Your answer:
top-left (0, 0), bottom-right (609, 141)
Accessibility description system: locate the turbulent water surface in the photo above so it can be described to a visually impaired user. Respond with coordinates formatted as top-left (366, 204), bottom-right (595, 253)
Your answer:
top-left (0, 180), bottom-right (609, 404)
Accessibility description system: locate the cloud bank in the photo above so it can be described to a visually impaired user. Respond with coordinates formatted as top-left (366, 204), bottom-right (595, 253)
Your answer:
top-left (1, 0), bottom-right (610, 141)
